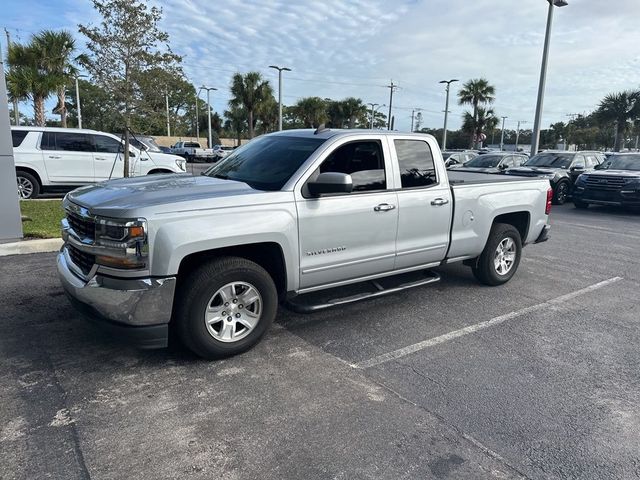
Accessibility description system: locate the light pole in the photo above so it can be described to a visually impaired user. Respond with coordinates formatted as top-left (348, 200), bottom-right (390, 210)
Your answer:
top-left (515, 120), bottom-right (528, 151)
top-left (200, 86), bottom-right (217, 148)
top-left (269, 65), bottom-right (291, 131)
top-left (439, 79), bottom-right (458, 150)
top-left (367, 103), bottom-right (379, 129)
top-left (410, 108), bottom-right (423, 132)
top-left (531, 0), bottom-right (568, 155)
top-left (74, 76), bottom-right (85, 129)
top-left (500, 116), bottom-right (508, 151)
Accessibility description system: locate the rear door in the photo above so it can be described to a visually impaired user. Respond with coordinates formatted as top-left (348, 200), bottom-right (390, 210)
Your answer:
top-left (296, 137), bottom-right (399, 289)
top-left (42, 132), bottom-right (95, 183)
top-left (391, 137), bottom-right (452, 270)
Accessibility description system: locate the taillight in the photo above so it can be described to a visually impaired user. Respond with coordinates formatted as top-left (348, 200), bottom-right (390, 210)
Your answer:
top-left (545, 188), bottom-right (553, 215)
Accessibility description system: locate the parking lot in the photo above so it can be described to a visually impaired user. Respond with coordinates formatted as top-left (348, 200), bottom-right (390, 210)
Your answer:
top-left (1, 203), bottom-right (639, 480)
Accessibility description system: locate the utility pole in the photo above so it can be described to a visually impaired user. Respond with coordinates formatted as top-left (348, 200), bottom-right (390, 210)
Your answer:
top-left (515, 120), bottom-right (528, 151)
top-left (165, 90), bottom-right (171, 137)
top-left (195, 89), bottom-right (200, 141)
top-left (367, 103), bottom-right (379, 129)
top-left (500, 116), bottom-right (508, 151)
top-left (74, 77), bottom-right (83, 129)
top-left (4, 28), bottom-right (19, 126)
top-left (201, 86), bottom-right (217, 148)
top-left (439, 79), bottom-right (458, 149)
top-left (269, 65), bottom-right (291, 131)
top-left (385, 81), bottom-right (398, 130)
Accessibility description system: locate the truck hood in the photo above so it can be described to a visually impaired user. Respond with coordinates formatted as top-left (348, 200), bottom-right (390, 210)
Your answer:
top-left (582, 169), bottom-right (640, 179)
top-left (66, 174), bottom-right (270, 216)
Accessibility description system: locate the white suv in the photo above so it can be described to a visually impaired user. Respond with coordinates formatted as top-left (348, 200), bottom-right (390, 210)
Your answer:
top-left (12, 127), bottom-right (187, 199)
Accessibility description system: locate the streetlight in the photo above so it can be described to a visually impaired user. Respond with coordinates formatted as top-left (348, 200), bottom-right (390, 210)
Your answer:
top-left (200, 86), bottom-right (218, 148)
top-left (165, 90), bottom-right (171, 136)
top-left (515, 120), bottom-right (528, 151)
top-left (530, 0), bottom-right (568, 155)
top-left (74, 74), bottom-right (87, 129)
top-left (367, 103), bottom-right (379, 129)
top-left (269, 65), bottom-right (291, 131)
top-left (500, 116), bottom-right (508, 151)
top-left (439, 79), bottom-right (458, 150)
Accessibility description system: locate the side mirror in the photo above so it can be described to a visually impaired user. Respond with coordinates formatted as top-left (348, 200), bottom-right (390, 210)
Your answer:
top-left (570, 165), bottom-right (584, 172)
top-left (308, 172), bottom-right (353, 196)
top-left (499, 163), bottom-right (508, 170)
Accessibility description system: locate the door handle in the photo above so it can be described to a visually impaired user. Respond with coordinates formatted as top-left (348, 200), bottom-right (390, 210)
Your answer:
top-left (374, 203), bottom-right (396, 212)
top-left (95, 157), bottom-right (109, 161)
top-left (431, 198), bottom-right (449, 206)
top-left (48, 155), bottom-right (62, 159)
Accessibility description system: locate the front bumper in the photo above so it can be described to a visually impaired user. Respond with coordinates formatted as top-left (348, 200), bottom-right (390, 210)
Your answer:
top-left (573, 187), bottom-right (640, 207)
top-left (57, 249), bottom-right (176, 348)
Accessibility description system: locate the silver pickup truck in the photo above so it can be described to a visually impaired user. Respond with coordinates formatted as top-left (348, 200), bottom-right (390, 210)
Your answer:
top-left (57, 129), bottom-right (552, 359)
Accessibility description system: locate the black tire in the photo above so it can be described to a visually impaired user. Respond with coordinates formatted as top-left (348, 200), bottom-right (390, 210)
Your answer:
top-left (472, 223), bottom-right (522, 286)
top-left (175, 256), bottom-right (278, 359)
top-left (552, 181), bottom-right (570, 205)
top-left (574, 200), bottom-right (589, 209)
top-left (16, 171), bottom-right (40, 199)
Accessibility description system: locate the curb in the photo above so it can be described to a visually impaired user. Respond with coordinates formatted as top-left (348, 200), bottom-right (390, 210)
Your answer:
top-left (0, 238), bottom-right (63, 257)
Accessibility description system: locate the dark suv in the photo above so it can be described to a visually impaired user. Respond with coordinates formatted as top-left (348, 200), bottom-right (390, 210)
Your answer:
top-left (451, 152), bottom-right (528, 173)
top-left (506, 150), bottom-right (605, 204)
top-left (572, 153), bottom-right (640, 209)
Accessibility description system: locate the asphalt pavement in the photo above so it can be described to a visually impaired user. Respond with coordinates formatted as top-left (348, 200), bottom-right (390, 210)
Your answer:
top-left (1, 203), bottom-right (639, 479)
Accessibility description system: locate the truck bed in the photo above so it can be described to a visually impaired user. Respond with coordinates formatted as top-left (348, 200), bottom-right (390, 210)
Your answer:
top-left (447, 170), bottom-right (539, 186)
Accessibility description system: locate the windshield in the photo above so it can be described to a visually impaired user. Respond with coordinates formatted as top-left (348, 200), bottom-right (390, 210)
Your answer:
top-left (464, 155), bottom-right (504, 168)
top-left (205, 135), bottom-right (325, 190)
top-left (139, 136), bottom-right (162, 152)
top-left (606, 155), bottom-right (640, 171)
top-left (525, 152), bottom-right (573, 169)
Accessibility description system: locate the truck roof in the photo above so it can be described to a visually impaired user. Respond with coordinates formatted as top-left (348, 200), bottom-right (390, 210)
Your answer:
top-left (268, 128), bottom-right (438, 142)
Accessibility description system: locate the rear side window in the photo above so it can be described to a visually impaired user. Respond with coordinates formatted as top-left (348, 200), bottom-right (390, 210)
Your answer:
top-left (394, 140), bottom-right (437, 188)
top-left (11, 130), bottom-right (29, 147)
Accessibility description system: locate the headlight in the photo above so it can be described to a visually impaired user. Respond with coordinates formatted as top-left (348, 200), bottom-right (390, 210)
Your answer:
top-left (95, 217), bottom-right (148, 269)
top-left (175, 159), bottom-right (186, 171)
top-left (576, 174), bottom-right (587, 184)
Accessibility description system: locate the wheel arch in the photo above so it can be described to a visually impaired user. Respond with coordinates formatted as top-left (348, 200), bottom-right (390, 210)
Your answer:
top-left (15, 166), bottom-right (43, 187)
top-left (492, 211), bottom-right (530, 243)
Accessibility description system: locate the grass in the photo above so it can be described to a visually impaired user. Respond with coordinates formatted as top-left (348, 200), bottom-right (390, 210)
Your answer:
top-left (20, 199), bottom-right (65, 239)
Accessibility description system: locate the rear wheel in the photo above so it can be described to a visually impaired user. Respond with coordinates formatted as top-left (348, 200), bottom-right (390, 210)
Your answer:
top-left (552, 181), bottom-right (569, 205)
top-left (472, 223), bottom-right (522, 286)
top-left (175, 256), bottom-right (278, 359)
top-left (16, 171), bottom-right (40, 199)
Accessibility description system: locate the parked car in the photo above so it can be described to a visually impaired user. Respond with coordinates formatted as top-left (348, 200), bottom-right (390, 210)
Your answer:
top-left (12, 127), bottom-right (187, 199)
top-left (450, 152), bottom-right (528, 173)
top-left (57, 129), bottom-right (552, 359)
top-left (572, 153), bottom-right (640, 209)
top-left (442, 150), bottom-right (478, 168)
top-left (506, 150), bottom-right (605, 204)
top-left (172, 141), bottom-right (218, 162)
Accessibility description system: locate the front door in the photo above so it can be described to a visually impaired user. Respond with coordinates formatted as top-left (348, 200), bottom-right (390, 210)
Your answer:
top-left (391, 138), bottom-right (452, 270)
top-left (296, 139), bottom-right (398, 290)
top-left (93, 134), bottom-right (125, 181)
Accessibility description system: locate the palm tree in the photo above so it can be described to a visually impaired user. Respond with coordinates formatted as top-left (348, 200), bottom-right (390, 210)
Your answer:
top-left (293, 97), bottom-right (327, 128)
top-left (229, 72), bottom-right (274, 138)
top-left (32, 30), bottom-right (79, 127)
top-left (595, 90), bottom-right (640, 151)
top-left (6, 41), bottom-right (58, 126)
top-left (462, 107), bottom-right (497, 148)
top-left (224, 106), bottom-right (247, 146)
top-left (340, 97), bottom-right (367, 128)
top-left (458, 78), bottom-right (496, 147)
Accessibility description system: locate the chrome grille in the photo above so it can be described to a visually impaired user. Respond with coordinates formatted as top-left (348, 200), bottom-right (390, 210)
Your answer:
top-left (584, 175), bottom-right (626, 191)
top-left (67, 212), bottom-right (95, 240)
top-left (67, 245), bottom-right (95, 276)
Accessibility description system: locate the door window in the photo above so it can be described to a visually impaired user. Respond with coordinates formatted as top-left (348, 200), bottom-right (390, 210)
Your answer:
top-left (585, 155), bottom-right (598, 168)
top-left (572, 155), bottom-right (585, 169)
top-left (318, 140), bottom-right (386, 192)
top-left (501, 156), bottom-right (515, 168)
top-left (514, 155), bottom-right (527, 166)
top-left (394, 139), bottom-right (437, 188)
top-left (93, 135), bottom-right (123, 154)
top-left (52, 133), bottom-right (95, 152)
top-left (11, 130), bottom-right (29, 147)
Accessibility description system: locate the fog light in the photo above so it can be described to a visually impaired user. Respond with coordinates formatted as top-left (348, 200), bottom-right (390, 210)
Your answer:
top-left (96, 255), bottom-right (146, 269)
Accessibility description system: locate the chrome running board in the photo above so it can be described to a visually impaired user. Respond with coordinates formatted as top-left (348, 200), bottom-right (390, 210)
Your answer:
top-left (285, 270), bottom-right (440, 313)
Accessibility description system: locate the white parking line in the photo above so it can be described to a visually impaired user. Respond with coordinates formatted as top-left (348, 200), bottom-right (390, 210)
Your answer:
top-left (553, 221), bottom-right (640, 240)
top-left (353, 277), bottom-right (623, 369)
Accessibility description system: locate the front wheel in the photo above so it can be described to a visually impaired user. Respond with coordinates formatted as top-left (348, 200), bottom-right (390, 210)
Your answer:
top-left (472, 223), bottom-right (522, 286)
top-left (175, 257), bottom-right (278, 359)
top-left (16, 171), bottom-right (40, 199)
top-left (552, 181), bottom-right (569, 205)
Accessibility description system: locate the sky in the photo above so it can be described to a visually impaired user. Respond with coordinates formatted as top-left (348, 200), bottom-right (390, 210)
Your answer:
top-left (4, 0), bottom-right (640, 132)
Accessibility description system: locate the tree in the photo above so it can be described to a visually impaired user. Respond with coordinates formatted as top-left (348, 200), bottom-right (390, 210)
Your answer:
top-left (224, 106), bottom-right (247, 146)
top-left (462, 107), bottom-right (497, 148)
top-left (340, 97), bottom-right (368, 128)
top-left (6, 37), bottom-right (59, 126)
top-left (255, 95), bottom-right (278, 134)
top-left (595, 90), bottom-right (640, 151)
top-left (293, 97), bottom-right (327, 128)
top-left (458, 78), bottom-right (495, 148)
top-left (65, 79), bottom-right (120, 131)
top-left (79, 0), bottom-right (181, 176)
top-left (229, 72), bottom-right (273, 138)
top-left (31, 30), bottom-right (80, 127)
